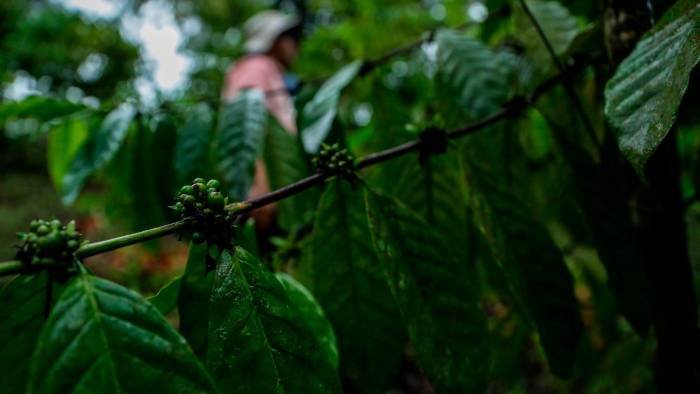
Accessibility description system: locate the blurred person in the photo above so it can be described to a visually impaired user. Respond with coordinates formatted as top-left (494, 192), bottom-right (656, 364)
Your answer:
top-left (222, 10), bottom-right (301, 233)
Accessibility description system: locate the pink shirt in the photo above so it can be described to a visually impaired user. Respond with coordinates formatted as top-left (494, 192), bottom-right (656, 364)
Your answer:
top-left (222, 54), bottom-right (296, 133)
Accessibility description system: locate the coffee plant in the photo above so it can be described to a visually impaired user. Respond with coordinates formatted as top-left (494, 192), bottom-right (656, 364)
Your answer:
top-left (2, 0), bottom-right (700, 392)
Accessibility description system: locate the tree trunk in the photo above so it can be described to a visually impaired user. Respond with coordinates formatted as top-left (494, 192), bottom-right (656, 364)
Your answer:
top-left (640, 131), bottom-right (700, 390)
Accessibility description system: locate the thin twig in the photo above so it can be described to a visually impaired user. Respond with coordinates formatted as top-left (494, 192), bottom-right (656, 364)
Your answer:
top-left (518, 0), bottom-right (601, 152)
top-left (230, 173), bottom-right (328, 215)
top-left (359, 20), bottom-right (474, 76)
top-left (267, 19), bottom-right (482, 98)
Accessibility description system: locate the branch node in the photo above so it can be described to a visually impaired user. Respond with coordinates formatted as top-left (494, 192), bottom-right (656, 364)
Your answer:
top-left (418, 127), bottom-right (448, 164)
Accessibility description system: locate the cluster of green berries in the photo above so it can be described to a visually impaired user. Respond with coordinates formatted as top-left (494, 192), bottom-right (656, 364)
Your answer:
top-left (171, 178), bottom-right (235, 244)
top-left (313, 143), bottom-right (355, 179)
top-left (15, 219), bottom-right (84, 267)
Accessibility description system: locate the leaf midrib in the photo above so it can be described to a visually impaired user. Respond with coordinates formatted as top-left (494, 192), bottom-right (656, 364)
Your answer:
top-left (82, 275), bottom-right (122, 392)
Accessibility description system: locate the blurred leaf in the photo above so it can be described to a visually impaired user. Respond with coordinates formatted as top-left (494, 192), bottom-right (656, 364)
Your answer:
top-left (61, 103), bottom-right (136, 205)
top-left (513, 0), bottom-right (580, 72)
top-left (178, 243), bottom-right (214, 358)
top-left (0, 273), bottom-right (64, 394)
top-left (263, 117), bottom-right (319, 230)
top-left (276, 272), bottom-right (339, 370)
top-left (205, 248), bottom-right (342, 393)
top-left (436, 29), bottom-right (512, 121)
top-left (301, 60), bottom-right (362, 153)
top-left (150, 115), bottom-right (178, 209)
top-left (47, 116), bottom-right (91, 192)
top-left (0, 96), bottom-right (85, 123)
top-left (464, 154), bottom-right (583, 378)
top-left (148, 275), bottom-right (182, 316)
top-left (604, 0), bottom-right (700, 175)
top-left (174, 103), bottom-right (214, 185)
top-left (388, 152), bottom-right (475, 265)
top-left (216, 89), bottom-right (266, 201)
top-left (128, 120), bottom-right (168, 230)
top-left (365, 188), bottom-right (490, 393)
top-left (308, 180), bottom-right (405, 391)
top-left (27, 271), bottom-right (216, 394)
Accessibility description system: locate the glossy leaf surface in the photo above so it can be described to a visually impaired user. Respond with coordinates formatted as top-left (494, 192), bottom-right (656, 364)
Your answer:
top-left (27, 272), bottom-right (216, 394)
top-left (205, 248), bottom-right (342, 393)
top-left (605, 0), bottom-right (700, 174)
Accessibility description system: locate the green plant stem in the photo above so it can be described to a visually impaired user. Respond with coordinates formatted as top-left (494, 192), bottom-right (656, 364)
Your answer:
top-left (76, 220), bottom-right (189, 258)
top-left (0, 261), bottom-right (23, 276)
top-left (0, 258), bottom-right (69, 277)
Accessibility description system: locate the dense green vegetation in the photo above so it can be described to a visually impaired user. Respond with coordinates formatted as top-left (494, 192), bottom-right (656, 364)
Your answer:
top-left (2, 0), bottom-right (700, 392)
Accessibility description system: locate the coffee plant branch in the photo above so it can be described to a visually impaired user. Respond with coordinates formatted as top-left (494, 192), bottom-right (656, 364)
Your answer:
top-left (0, 68), bottom-right (571, 277)
top-left (518, 0), bottom-right (601, 151)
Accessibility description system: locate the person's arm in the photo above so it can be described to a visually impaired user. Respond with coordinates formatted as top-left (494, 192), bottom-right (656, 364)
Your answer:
top-left (248, 159), bottom-right (276, 232)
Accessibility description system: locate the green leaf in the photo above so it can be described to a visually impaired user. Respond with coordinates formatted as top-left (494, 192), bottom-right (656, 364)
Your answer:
top-left (235, 219), bottom-right (260, 259)
top-left (387, 152), bottom-right (475, 265)
top-left (47, 116), bottom-right (91, 192)
top-left (0, 96), bottom-right (85, 123)
top-left (216, 89), bottom-right (267, 201)
top-left (512, 0), bottom-right (580, 72)
top-left (178, 243), bottom-right (214, 358)
top-left (463, 155), bottom-right (583, 378)
top-left (276, 273), bottom-right (339, 370)
top-left (263, 117), bottom-right (319, 230)
top-left (364, 188), bottom-right (490, 393)
top-left (27, 272), bottom-right (216, 394)
top-left (301, 60), bottom-right (362, 153)
top-left (128, 119), bottom-right (168, 230)
top-left (175, 103), bottom-right (214, 185)
top-left (307, 180), bottom-right (405, 391)
top-left (436, 29), bottom-right (512, 121)
top-left (61, 103), bottom-right (137, 205)
top-left (148, 275), bottom-right (182, 316)
top-left (0, 274), bottom-right (64, 394)
top-left (604, 0), bottom-right (700, 175)
top-left (205, 248), bottom-right (342, 393)
top-left (150, 115), bottom-right (178, 210)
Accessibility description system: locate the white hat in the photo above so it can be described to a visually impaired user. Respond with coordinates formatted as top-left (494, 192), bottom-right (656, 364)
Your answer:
top-left (244, 11), bottom-right (300, 54)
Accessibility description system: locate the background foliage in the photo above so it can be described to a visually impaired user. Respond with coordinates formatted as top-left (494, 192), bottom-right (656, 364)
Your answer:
top-left (2, 0), bottom-right (700, 392)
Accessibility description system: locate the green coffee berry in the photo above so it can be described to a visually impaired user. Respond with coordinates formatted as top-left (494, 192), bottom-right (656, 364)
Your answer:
top-left (192, 182), bottom-right (207, 192)
top-left (207, 192), bottom-right (225, 209)
top-left (180, 195), bottom-right (196, 203)
top-left (192, 232), bottom-right (205, 243)
top-left (15, 219), bottom-right (85, 273)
